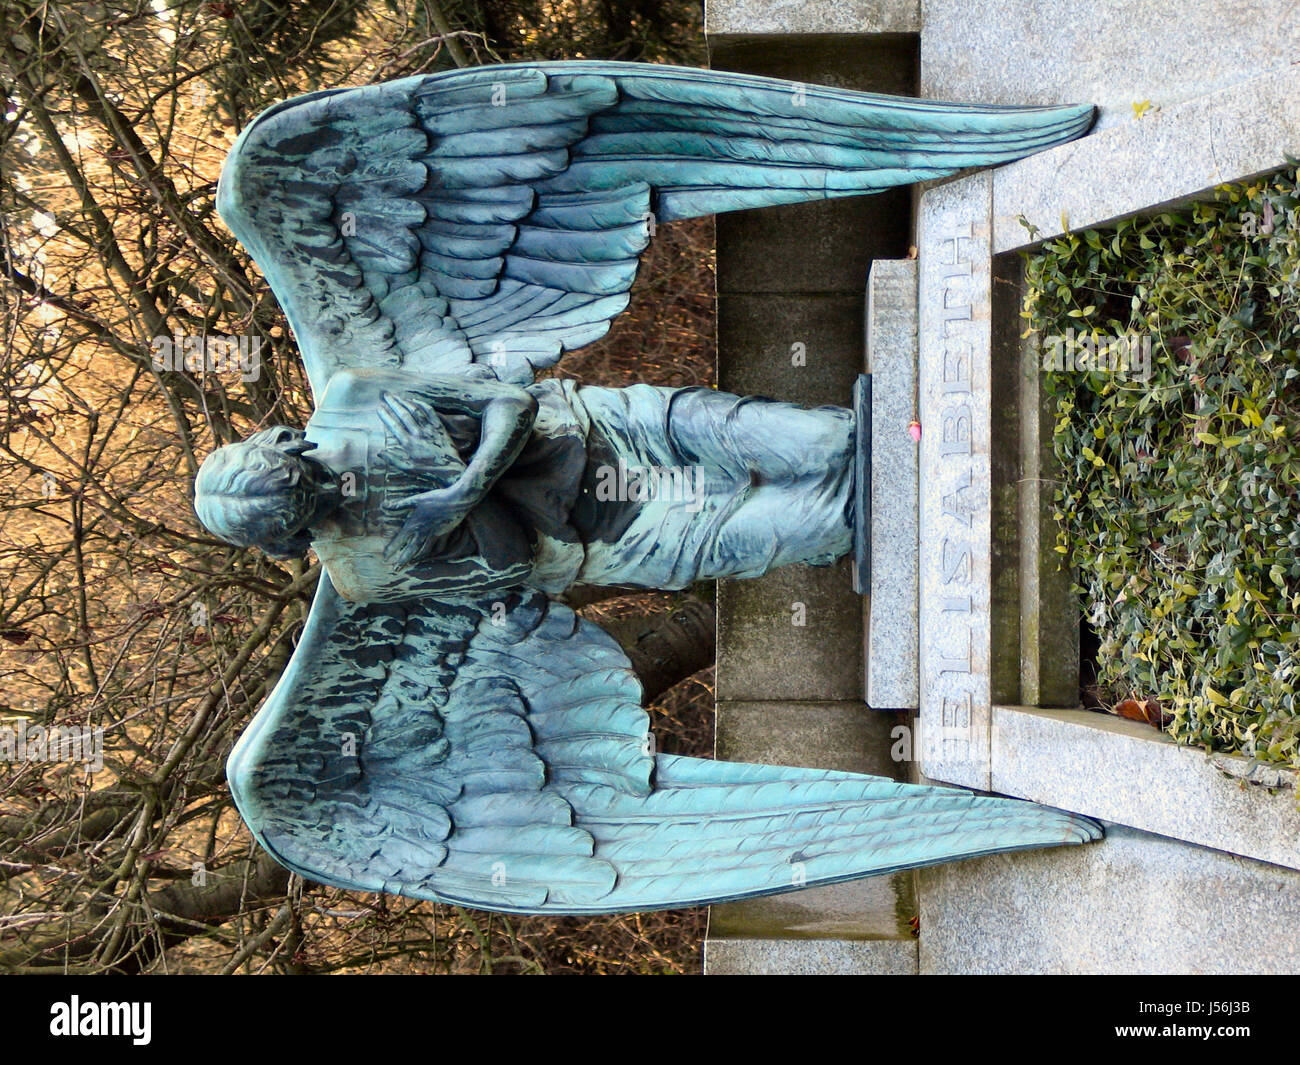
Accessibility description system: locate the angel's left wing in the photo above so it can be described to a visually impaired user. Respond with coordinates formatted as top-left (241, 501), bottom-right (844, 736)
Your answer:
top-left (229, 573), bottom-right (1100, 914)
top-left (217, 62), bottom-right (1094, 395)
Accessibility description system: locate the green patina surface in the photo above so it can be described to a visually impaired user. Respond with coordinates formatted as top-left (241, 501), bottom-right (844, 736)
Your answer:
top-left (201, 61), bottom-right (1105, 915)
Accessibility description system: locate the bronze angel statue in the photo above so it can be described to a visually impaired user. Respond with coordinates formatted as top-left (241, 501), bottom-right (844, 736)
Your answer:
top-left (194, 61), bottom-right (1101, 913)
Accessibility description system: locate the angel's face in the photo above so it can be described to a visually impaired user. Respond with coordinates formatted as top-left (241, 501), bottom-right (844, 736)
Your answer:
top-left (194, 426), bottom-right (338, 558)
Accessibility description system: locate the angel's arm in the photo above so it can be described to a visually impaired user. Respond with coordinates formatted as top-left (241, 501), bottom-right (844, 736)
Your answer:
top-left (399, 375), bottom-right (539, 509)
top-left (377, 375), bottom-right (539, 566)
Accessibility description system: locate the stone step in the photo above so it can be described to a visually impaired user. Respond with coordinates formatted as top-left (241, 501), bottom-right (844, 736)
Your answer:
top-left (706, 936), bottom-right (917, 975)
top-left (707, 26), bottom-right (920, 976)
top-left (706, 0), bottom-right (920, 37)
top-left (705, 700), bottom-right (918, 975)
top-left (716, 560), bottom-right (862, 703)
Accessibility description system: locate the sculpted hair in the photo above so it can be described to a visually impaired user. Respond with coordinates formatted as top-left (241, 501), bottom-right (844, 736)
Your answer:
top-left (194, 427), bottom-right (320, 559)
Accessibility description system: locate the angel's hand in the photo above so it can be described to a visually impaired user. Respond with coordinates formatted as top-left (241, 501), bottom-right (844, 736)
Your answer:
top-left (382, 485), bottom-right (474, 566)
top-left (377, 394), bottom-right (453, 474)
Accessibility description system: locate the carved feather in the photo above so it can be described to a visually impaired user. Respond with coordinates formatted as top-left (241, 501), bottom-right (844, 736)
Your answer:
top-left (217, 61), bottom-right (1093, 395)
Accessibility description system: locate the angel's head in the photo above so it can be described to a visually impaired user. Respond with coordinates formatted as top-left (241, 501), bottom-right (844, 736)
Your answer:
top-left (194, 426), bottom-right (340, 560)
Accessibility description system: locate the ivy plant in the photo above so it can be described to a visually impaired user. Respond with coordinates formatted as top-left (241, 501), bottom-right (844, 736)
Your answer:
top-left (1022, 163), bottom-right (1300, 771)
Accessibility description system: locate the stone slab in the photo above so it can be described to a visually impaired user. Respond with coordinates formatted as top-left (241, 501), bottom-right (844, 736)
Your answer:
top-left (716, 292), bottom-right (865, 407)
top-left (993, 65), bottom-right (1300, 253)
top-left (705, 936), bottom-right (918, 975)
top-left (919, 0), bottom-right (1300, 133)
top-left (864, 259), bottom-right (919, 708)
top-left (916, 172), bottom-right (994, 788)
top-left (705, 0), bottom-right (920, 37)
top-left (715, 699), bottom-right (905, 777)
top-left (715, 191), bottom-right (912, 296)
top-left (990, 705), bottom-right (1300, 873)
top-left (716, 560), bottom-right (863, 702)
top-left (918, 823), bottom-right (1300, 974)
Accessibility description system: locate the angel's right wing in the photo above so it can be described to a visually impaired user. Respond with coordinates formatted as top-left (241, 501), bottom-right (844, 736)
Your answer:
top-left (227, 572), bottom-right (654, 909)
top-left (217, 62), bottom-right (1093, 396)
top-left (228, 573), bottom-right (1100, 914)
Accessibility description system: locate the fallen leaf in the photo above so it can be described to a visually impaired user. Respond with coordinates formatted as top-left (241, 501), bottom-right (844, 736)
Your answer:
top-left (1114, 696), bottom-right (1170, 729)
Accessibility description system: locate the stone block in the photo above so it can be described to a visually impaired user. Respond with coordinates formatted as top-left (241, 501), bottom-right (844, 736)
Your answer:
top-left (916, 172), bottom-right (994, 788)
top-left (919, 823), bottom-right (1300, 974)
top-left (709, 32), bottom-right (918, 95)
top-left (715, 699), bottom-right (904, 777)
top-left (705, 0), bottom-right (920, 37)
top-left (989, 705), bottom-right (1300, 873)
top-left (715, 191), bottom-right (912, 296)
top-left (864, 259), bottom-right (919, 708)
top-left (709, 700), bottom-right (917, 973)
top-left (716, 293), bottom-right (865, 407)
top-left (706, 936), bottom-right (918, 975)
top-left (716, 559), bottom-right (863, 702)
top-left (708, 875), bottom-right (914, 943)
